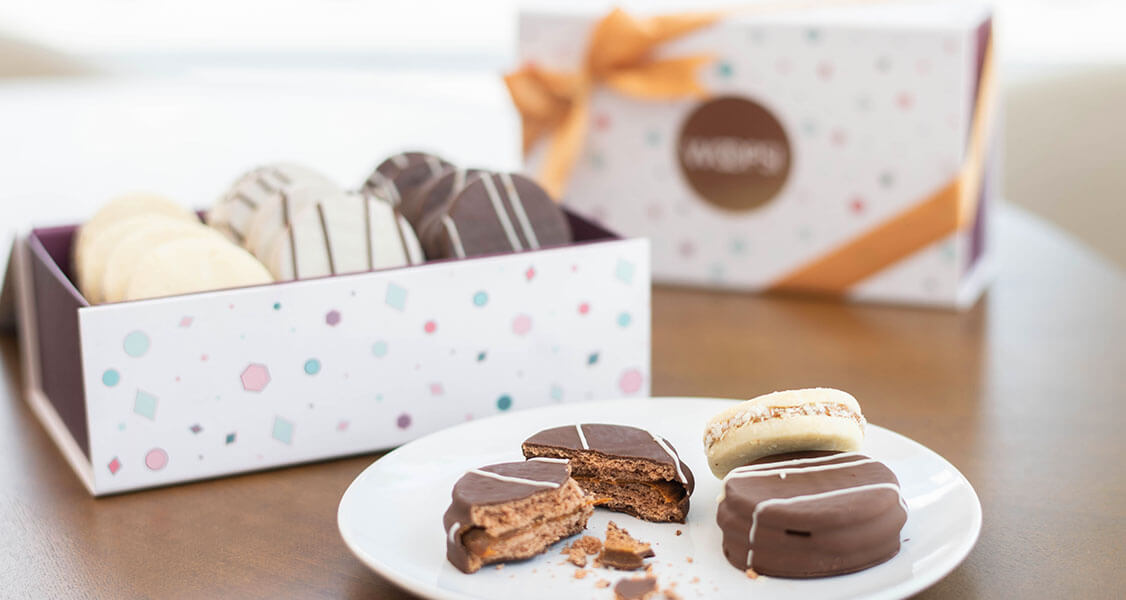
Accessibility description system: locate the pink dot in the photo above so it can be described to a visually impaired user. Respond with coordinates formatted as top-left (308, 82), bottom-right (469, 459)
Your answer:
top-left (325, 310), bottom-right (341, 326)
top-left (816, 61), bottom-right (834, 80)
top-left (424, 320), bottom-right (437, 334)
top-left (619, 369), bottom-right (644, 395)
top-left (646, 204), bottom-right (663, 220)
top-left (896, 92), bottom-right (914, 110)
top-left (525, 266), bottom-right (536, 281)
top-left (850, 197), bottom-right (866, 214)
top-left (512, 314), bottom-right (533, 336)
top-left (337, 420), bottom-right (349, 431)
top-left (578, 302), bottom-right (590, 315)
top-left (830, 129), bottom-right (848, 147)
top-left (430, 382), bottom-right (444, 396)
top-left (144, 448), bottom-right (168, 471)
top-left (200, 354), bottom-right (208, 361)
top-left (396, 413), bottom-right (411, 429)
top-left (594, 113), bottom-right (611, 131)
top-left (679, 240), bottom-right (696, 258)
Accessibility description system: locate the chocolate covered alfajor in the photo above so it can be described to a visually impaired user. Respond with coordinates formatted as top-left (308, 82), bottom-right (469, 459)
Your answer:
top-left (716, 451), bottom-right (908, 577)
top-left (442, 458), bottom-right (593, 573)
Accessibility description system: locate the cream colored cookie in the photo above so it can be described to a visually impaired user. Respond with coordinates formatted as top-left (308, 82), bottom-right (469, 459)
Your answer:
top-left (74, 192), bottom-right (197, 299)
top-left (208, 162), bottom-right (333, 246)
top-left (100, 217), bottom-right (223, 304)
top-left (243, 179), bottom-right (340, 260)
top-left (703, 388), bottom-right (866, 478)
top-left (266, 191), bottom-right (423, 281)
top-left (123, 237), bottom-right (273, 301)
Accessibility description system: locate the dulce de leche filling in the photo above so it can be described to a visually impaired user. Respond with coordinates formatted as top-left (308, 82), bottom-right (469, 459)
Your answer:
top-left (704, 402), bottom-right (865, 450)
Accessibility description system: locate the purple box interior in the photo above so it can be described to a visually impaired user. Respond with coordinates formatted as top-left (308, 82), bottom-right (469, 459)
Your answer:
top-left (26, 209), bottom-right (620, 461)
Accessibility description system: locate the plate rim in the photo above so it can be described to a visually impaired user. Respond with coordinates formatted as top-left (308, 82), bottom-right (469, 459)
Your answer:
top-left (337, 397), bottom-right (982, 600)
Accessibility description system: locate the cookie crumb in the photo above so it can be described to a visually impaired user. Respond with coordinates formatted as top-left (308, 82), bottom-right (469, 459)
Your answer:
top-left (494, 564), bottom-right (504, 571)
top-left (613, 575), bottom-right (659, 600)
top-left (644, 563), bottom-right (654, 574)
top-left (566, 545), bottom-right (588, 567)
top-left (574, 569), bottom-right (589, 580)
top-left (596, 579), bottom-right (611, 588)
top-left (685, 556), bottom-right (694, 564)
top-left (690, 577), bottom-right (700, 584)
top-left (664, 589), bottom-right (683, 600)
top-left (599, 521), bottom-right (655, 571)
top-left (745, 568), bottom-right (759, 579)
top-left (575, 535), bottom-right (603, 555)
top-left (675, 530), bottom-right (682, 536)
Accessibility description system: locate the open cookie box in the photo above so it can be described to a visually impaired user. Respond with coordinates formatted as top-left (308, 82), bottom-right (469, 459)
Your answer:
top-left (4, 211), bottom-right (650, 495)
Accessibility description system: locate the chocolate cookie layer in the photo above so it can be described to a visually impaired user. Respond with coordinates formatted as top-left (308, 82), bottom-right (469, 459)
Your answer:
top-left (363, 151), bottom-right (451, 206)
top-left (442, 458), bottom-right (593, 574)
top-left (716, 451), bottom-right (908, 578)
top-left (522, 424), bottom-right (695, 523)
top-left (422, 172), bottom-right (571, 260)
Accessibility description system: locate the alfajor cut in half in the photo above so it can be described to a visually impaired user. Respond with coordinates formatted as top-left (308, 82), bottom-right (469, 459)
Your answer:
top-left (703, 388), bottom-right (867, 478)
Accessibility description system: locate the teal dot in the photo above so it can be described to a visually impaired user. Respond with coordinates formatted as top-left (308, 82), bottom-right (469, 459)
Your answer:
top-left (472, 291), bottom-right (488, 307)
top-left (645, 129), bottom-right (661, 146)
top-left (123, 331), bottom-right (150, 357)
top-left (496, 395), bottom-right (512, 411)
top-left (102, 369), bottom-right (120, 387)
top-left (617, 313), bottom-right (632, 328)
top-left (716, 61), bottom-right (733, 78)
top-left (806, 28), bottom-right (822, 43)
top-left (372, 341), bottom-right (388, 357)
top-left (273, 302), bottom-right (281, 310)
top-left (304, 359), bottom-right (321, 375)
top-left (477, 351), bottom-right (487, 362)
top-left (589, 152), bottom-right (604, 169)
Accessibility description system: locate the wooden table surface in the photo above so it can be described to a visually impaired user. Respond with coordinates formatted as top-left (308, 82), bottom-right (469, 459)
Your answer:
top-left (2, 207), bottom-right (1123, 599)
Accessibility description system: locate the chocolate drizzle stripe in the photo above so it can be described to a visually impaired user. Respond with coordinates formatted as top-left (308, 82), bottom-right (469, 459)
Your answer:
top-left (448, 522), bottom-right (461, 544)
top-left (728, 458), bottom-right (876, 482)
top-left (480, 174), bottom-right (524, 251)
top-left (650, 433), bottom-right (687, 484)
top-left (575, 424), bottom-right (589, 450)
top-left (424, 155), bottom-right (444, 176)
top-left (233, 192), bottom-right (258, 209)
top-left (745, 482), bottom-right (907, 568)
top-left (273, 168), bottom-right (292, 185)
top-left (390, 153), bottom-right (409, 168)
top-left (441, 215), bottom-right (467, 259)
top-left (466, 469), bottom-right (560, 488)
top-left (500, 173), bottom-right (540, 250)
top-left (527, 457), bottom-right (570, 464)
top-left (282, 192), bottom-right (298, 279)
top-left (728, 452), bottom-right (867, 476)
top-left (316, 203), bottom-right (336, 275)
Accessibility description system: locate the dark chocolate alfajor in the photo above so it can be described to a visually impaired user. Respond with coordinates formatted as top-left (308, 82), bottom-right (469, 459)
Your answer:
top-left (363, 151), bottom-right (451, 207)
top-left (442, 458), bottom-right (593, 574)
top-left (716, 451), bottom-right (908, 578)
top-left (522, 424), bottom-right (695, 523)
top-left (422, 172), bottom-right (571, 260)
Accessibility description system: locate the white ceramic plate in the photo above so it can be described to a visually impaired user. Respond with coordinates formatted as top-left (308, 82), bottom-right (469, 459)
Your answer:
top-left (338, 398), bottom-right (980, 600)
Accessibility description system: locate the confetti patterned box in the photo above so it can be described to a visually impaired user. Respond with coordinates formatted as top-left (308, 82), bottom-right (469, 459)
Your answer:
top-left (5, 214), bottom-right (650, 495)
top-left (516, 3), bottom-right (998, 308)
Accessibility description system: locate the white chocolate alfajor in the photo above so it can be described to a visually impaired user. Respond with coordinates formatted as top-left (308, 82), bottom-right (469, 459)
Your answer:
top-left (703, 388), bottom-right (866, 478)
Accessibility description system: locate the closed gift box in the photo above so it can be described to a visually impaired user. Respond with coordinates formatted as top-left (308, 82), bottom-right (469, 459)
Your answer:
top-left (513, 2), bottom-right (999, 308)
top-left (2, 211), bottom-right (650, 495)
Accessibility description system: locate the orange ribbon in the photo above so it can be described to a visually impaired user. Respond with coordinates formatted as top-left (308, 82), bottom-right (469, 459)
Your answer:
top-left (504, 8), bottom-right (720, 199)
top-left (769, 35), bottom-right (996, 295)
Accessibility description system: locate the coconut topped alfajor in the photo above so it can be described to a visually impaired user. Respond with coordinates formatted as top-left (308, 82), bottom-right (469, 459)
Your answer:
top-left (703, 388), bottom-right (866, 478)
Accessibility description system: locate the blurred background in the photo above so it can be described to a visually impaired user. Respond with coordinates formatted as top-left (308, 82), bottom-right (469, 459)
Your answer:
top-left (1, 0), bottom-right (1123, 269)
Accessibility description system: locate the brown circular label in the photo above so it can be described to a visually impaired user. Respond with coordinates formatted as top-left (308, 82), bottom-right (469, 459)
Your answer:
top-left (676, 95), bottom-right (791, 212)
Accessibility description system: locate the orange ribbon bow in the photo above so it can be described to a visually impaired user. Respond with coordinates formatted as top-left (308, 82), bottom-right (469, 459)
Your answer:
top-left (504, 8), bottom-right (720, 199)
